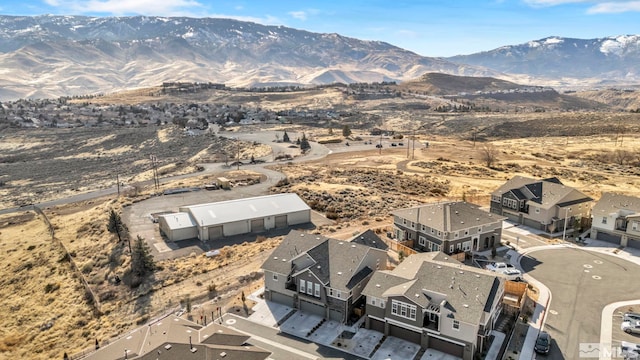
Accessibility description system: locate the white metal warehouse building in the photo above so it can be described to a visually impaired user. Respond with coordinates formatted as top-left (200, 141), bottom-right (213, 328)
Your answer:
top-left (159, 193), bottom-right (311, 242)
top-left (158, 212), bottom-right (198, 241)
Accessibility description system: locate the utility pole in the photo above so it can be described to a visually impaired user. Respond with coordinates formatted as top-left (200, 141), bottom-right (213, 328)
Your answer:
top-left (150, 155), bottom-right (159, 190)
top-left (116, 173), bottom-right (120, 196)
top-left (236, 137), bottom-right (240, 170)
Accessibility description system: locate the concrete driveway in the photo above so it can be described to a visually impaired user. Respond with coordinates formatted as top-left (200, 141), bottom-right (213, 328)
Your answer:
top-left (520, 247), bottom-right (640, 360)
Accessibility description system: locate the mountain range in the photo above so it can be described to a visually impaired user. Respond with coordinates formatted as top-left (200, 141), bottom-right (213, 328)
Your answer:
top-left (0, 15), bottom-right (638, 101)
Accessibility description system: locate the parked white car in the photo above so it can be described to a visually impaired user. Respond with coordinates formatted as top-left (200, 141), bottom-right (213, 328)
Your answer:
top-left (621, 341), bottom-right (640, 359)
top-left (622, 321), bottom-right (640, 335)
top-left (485, 262), bottom-right (523, 281)
top-left (624, 313), bottom-right (640, 323)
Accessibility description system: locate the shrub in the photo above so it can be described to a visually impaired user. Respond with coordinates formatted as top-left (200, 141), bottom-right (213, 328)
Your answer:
top-left (44, 283), bottom-right (60, 294)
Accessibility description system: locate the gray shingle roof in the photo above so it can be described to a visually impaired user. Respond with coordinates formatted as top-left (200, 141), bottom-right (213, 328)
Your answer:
top-left (261, 230), bottom-right (328, 275)
top-left (362, 252), bottom-right (502, 325)
top-left (391, 201), bottom-right (505, 232)
top-left (262, 230), bottom-right (385, 292)
top-left (492, 176), bottom-right (591, 210)
top-left (592, 192), bottom-right (640, 216)
top-left (350, 229), bottom-right (389, 250)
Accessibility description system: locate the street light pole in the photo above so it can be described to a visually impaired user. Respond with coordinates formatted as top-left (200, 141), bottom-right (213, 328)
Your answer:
top-left (562, 207), bottom-right (571, 241)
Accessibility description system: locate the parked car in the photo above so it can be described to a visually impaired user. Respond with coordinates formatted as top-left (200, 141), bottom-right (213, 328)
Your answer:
top-left (391, 143), bottom-right (397, 146)
top-left (622, 321), bottom-right (640, 335)
top-left (485, 262), bottom-right (523, 280)
top-left (376, 144), bottom-right (382, 148)
top-left (621, 341), bottom-right (640, 359)
top-left (625, 313), bottom-right (640, 323)
top-left (534, 331), bottom-right (551, 354)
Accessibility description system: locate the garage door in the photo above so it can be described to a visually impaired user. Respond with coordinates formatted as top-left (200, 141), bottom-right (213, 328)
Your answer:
top-left (628, 238), bottom-right (640, 249)
top-left (329, 308), bottom-right (343, 322)
top-left (300, 299), bottom-right (325, 317)
top-left (596, 231), bottom-right (621, 245)
top-left (389, 324), bottom-right (421, 345)
top-left (275, 215), bottom-right (288, 228)
top-left (251, 218), bottom-right (265, 233)
top-left (503, 212), bottom-right (520, 223)
top-left (270, 291), bottom-right (294, 307)
top-left (370, 318), bottom-right (385, 333)
top-left (523, 218), bottom-right (542, 230)
top-left (208, 226), bottom-right (223, 240)
top-left (430, 336), bottom-right (464, 358)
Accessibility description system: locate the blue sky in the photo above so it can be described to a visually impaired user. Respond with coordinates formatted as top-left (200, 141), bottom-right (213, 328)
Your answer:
top-left (2, 0), bottom-right (639, 56)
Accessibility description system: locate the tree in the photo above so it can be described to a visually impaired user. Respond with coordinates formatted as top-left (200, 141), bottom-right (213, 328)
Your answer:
top-left (130, 235), bottom-right (155, 278)
top-left (342, 125), bottom-right (352, 137)
top-left (300, 133), bottom-right (311, 151)
top-left (282, 130), bottom-right (290, 143)
top-left (107, 209), bottom-right (129, 250)
top-left (612, 149), bottom-right (632, 165)
top-left (480, 143), bottom-right (499, 168)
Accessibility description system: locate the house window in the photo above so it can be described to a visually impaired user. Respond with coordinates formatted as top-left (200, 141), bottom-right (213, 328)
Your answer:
top-left (464, 230), bottom-right (468, 235)
top-left (449, 245), bottom-right (454, 253)
top-left (535, 208), bottom-right (540, 214)
top-left (314, 283), bottom-right (320, 297)
top-left (453, 320), bottom-right (460, 330)
top-left (454, 232), bottom-right (459, 238)
top-left (422, 225), bottom-right (426, 231)
top-left (273, 274), bottom-right (278, 281)
top-left (411, 222), bottom-right (415, 229)
top-left (477, 227), bottom-right (482, 233)
top-left (403, 219), bottom-right (407, 225)
top-left (463, 241), bottom-right (472, 251)
top-left (300, 280), bottom-right (306, 293)
top-left (431, 229), bottom-right (434, 233)
top-left (633, 222), bottom-right (639, 231)
top-left (307, 282), bottom-right (313, 296)
top-left (391, 300), bottom-right (417, 321)
top-left (371, 298), bottom-right (376, 306)
top-left (419, 236), bottom-right (426, 246)
top-left (602, 217), bottom-right (607, 224)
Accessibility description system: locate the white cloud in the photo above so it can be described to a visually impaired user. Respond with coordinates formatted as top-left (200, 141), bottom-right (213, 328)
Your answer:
top-left (395, 29), bottom-right (420, 38)
top-left (288, 10), bottom-right (307, 20)
top-left (40, 0), bottom-right (283, 23)
top-left (45, 0), bottom-right (205, 16)
top-left (587, 1), bottom-right (640, 13)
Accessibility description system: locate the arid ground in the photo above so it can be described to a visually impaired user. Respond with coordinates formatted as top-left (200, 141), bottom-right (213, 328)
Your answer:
top-left (2, 98), bottom-right (640, 359)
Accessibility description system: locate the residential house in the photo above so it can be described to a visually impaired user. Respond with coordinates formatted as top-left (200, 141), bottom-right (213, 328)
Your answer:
top-left (392, 201), bottom-right (506, 254)
top-left (84, 314), bottom-right (270, 360)
top-left (490, 176), bottom-right (593, 235)
top-left (262, 230), bottom-right (388, 323)
top-left (590, 192), bottom-right (640, 249)
top-left (362, 252), bottom-right (504, 360)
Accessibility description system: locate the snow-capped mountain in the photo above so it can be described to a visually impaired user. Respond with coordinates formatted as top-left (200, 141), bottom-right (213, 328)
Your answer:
top-left (447, 36), bottom-right (640, 82)
top-left (0, 15), bottom-right (496, 100)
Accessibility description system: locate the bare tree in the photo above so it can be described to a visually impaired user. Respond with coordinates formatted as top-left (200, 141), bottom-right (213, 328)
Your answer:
top-left (612, 149), bottom-right (632, 165)
top-left (480, 143), bottom-right (499, 168)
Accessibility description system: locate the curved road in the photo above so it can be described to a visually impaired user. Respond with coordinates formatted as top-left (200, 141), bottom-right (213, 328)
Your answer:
top-left (520, 247), bottom-right (640, 360)
top-left (0, 130), bottom-right (332, 215)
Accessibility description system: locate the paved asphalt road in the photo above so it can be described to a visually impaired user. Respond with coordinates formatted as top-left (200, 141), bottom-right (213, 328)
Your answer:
top-left (222, 313), bottom-right (365, 360)
top-left (521, 247), bottom-right (640, 360)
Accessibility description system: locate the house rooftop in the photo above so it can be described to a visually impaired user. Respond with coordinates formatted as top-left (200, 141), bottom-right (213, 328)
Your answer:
top-left (363, 252), bottom-right (502, 325)
top-left (262, 230), bottom-right (386, 292)
top-left (492, 175), bottom-right (592, 210)
top-left (391, 201), bottom-right (506, 232)
top-left (84, 315), bottom-right (270, 360)
top-left (592, 192), bottom-right (640, 216)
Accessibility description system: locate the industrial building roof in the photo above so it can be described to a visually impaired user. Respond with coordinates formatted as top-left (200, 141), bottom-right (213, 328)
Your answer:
top-left (181, 193), bottom-right (310, 227)
top-left (158, 212), bottom-right (198, 230)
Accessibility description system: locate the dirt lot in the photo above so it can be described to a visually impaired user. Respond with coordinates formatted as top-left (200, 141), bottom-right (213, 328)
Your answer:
top-left (2, 115), bottom-right (640, 358)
